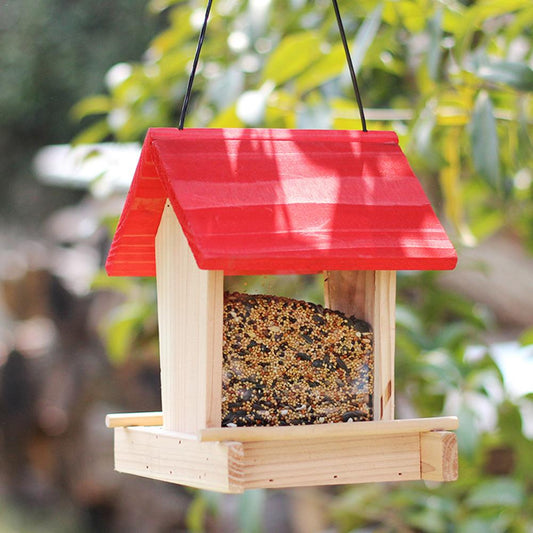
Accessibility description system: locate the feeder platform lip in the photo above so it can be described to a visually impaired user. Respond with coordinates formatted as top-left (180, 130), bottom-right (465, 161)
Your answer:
top-left (106, 412), bottom-right (458, 442)
top-left (106, 127), bottom-right (457, 277)
top-left (198, 416), bottom-right (459, 442)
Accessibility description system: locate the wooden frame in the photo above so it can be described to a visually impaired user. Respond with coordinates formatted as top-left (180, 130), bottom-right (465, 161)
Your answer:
top-left (108, 418), bottom-right (458, 492)
top-left (156, 201), bottom-right (224, 433)
top-left (156, 205), bottom-right (396, 433)
top-left (325, 270), bottom-right (396, 420)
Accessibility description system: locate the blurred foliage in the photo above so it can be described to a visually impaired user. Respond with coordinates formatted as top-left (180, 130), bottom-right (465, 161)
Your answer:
top-left (0, 498), bottom-right (86, 533)
top-left (75, 0), bottom-right (533, 248)
top-left (76, 0), bottom-right (532, 531)
top-left (0, 0), bottom-right (162, 224)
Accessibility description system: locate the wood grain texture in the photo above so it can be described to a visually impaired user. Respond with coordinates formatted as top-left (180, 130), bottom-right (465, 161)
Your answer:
top-left (420, 431), bottom-right (458, 481)
top-left (106, 413), bottom-right (458, 440)
top-left (155, 202), bottom-right (224, 434)
top-left (325, 270), bottom-right (396, 420)
top-left (114, 427), bottom-right (244, 493)
top-left (241, 434), bottom-right (420, 488)
top-left (373, 271), bottom-right (396, 420)
top-left (106, 412), bottom-right (163, 428)
top-left (106, 127), bottom-right (457, 276)
top-left (111, 422), bottom-right (458, 489)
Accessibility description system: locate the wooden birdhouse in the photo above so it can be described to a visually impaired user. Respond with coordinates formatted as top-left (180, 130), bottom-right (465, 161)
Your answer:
top-left (105, 127), bottom-right (459, 492)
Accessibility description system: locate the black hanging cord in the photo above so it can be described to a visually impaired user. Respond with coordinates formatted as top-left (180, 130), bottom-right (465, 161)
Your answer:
top-left (178, 0), bottom-right (213, 130)
top-left (331, 0), bottom-right (367, 132)
top-left (179, 0), bottom-right (368, 131)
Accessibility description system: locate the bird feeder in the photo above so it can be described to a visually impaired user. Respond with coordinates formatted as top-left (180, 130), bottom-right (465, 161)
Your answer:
top-left (105, 127), bottom-right (459, 492)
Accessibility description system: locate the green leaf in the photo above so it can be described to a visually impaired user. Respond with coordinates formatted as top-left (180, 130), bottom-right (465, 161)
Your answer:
top-left (295, 43), bottom-right (345, 94)
top-left (470, 91), bottom-right (501, 189)
top-left (466, 0), bottom-right (531, 24)
top-left (351, 3), bottom-right (383, 73)
top-left (186, 492), bottom-right (208, 533)
top-left (332, 97), bottom-right (365, 130)
top-left (103, 302), bottom-right (149, 364)
top-left (519, 327), bottom-right (533, 346)
top-left (151, 7), bottom-right (195, 52)
top-left (158, 49), bottom-right (193, 80)
top-left (237, 490), bottom-right (265, 533)
top-left (91, 269), bottom-right (132, 293)
top-left (71, 119), bottom-right (111, 145)
top-left (149, 0), bottom-right (185, 14)
top-left (498, 400), bottom-right (524, 438)
top-left (469, 206), bottom-right (505, 241)
top-left (407, 508), bottom-right (448, 533)
top-left (466, 478), bottom-right (525, 508)
top-left (507, 5), bottom-right (533, 40)
top-left (262, 32), bottom-right (321, 86)
top-left (456, 404), bottom-right (479, 459)
top-left (517, 111), bottom-right (533, 167)
top-left (71, 95), bottom-right (112, 120)
top-left (209, 105), bottom-right (244, 128)
top-left (265, 89), bottom-right (298, 128)
top-left (458, 517), bottom-right (505, 533)
top-left (410, 102), bottom-right (446, 170)
top-left (387, 0), bottom-right (427, 33)
top-left (427, 7), bottom-right (443, 81)
top-left (476, 61), bottom-right (533, 92)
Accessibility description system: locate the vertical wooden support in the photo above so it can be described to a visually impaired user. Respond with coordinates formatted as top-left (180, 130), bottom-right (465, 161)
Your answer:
top-left (324, 271), bottom-right (396, 421)
top-left (155, 201), bottom-right (224, 434)
top-left (420, 431), bottom-right (458, 481)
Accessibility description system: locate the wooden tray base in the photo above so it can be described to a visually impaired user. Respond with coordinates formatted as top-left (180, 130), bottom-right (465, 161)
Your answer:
top-left (107, 415), bottom-right (458, 493)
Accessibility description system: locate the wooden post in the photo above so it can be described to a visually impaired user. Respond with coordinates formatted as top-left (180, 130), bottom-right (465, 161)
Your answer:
top-left (324, 270), bottom-right (396, 420)
top-left (155, 200), bottom-right (224, 434)
top-left (420, 431), bottom-right (458, 481)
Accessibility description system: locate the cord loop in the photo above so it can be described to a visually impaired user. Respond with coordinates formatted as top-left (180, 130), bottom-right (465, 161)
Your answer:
top-left (179, 0), bottom-right (367, 131)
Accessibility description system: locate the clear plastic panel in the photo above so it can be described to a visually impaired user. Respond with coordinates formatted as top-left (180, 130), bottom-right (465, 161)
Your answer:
top-left (222, 292), bottom-right (373, 426)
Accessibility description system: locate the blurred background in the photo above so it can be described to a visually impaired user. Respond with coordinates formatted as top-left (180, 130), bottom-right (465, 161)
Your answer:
top-left (0, 0), bottom-right (531, 531)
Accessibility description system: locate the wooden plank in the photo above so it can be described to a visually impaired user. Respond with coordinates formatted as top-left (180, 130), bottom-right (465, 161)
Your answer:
top-left (207, 269), bottom-right (225, 428)
top-left (114, 427), bottom-right (244, 493)
top-left (324, 270), bottom-right (374, 320)
top-left (200, 417), bottom-right (458, 442)
top-left (324, 270), bottom-right (396, 420)
top-left (374, 271), bottom-right (396, 420)
top-left (106, 412), bottom-right (163, 428)
top-left (112, 428), bottom-right (427, 491)
top-left (420, 431), bottom-right (458, 482)
top-left (110, 425), bottom-right (458, 490)
top-left (155, 201), bottom-right (224, 434)
top-left (242, 434), bottom-right (420, 488)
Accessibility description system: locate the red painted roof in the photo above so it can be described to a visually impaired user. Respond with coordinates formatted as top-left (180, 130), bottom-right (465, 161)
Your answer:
top-left (106, 128), bottom-right (456, 276)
